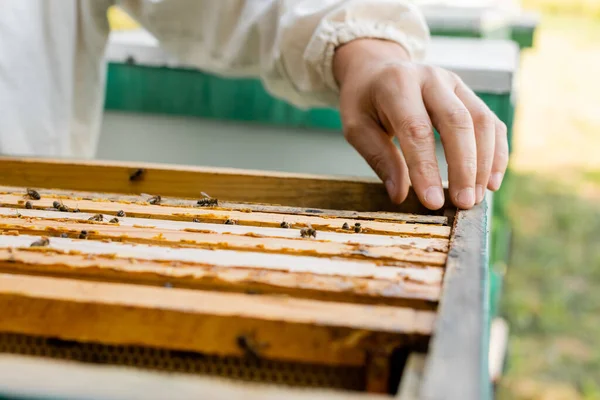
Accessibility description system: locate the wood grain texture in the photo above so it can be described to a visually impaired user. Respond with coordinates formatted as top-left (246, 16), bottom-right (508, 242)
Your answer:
top-left (0, 186), bottom-right (448, 225)
top-left (0, 235), bottom-right (445, 283)
top-left (0, 354), bottom-right (391, 400)
top-left (365, 353), bottom-right (392, 394)
top-left (0, 157), bottom-right (453, 213)
top-left (0, 217), bottom-right (447, 265)
top-left (420, 203), bottom-right (490, 400)
top-left (0, 248), bottom-right (441, 309)
top-left (0, 207), bottom-right (450, 251)
top-left (0, 274), bottom-right (435, 366)
top-left (0, 194), bottom-right (451, 237)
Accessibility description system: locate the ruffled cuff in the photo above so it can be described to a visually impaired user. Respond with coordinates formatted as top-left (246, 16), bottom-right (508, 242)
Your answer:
top-left (304, 4), bottom-right (430, 99)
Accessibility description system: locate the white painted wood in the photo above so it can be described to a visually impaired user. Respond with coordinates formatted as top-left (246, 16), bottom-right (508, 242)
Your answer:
top-left (396, 353), bottom-right (426, 399)
top-left (0, 354), bottom-right (388, 400)
top-left (0, 235), bottom-right (443, 283)
top-left (421, 5), bottom-right (511, 32)
top-left (426, 37), bottom-right (518, 94)
top-left (0, 208), bottom-right (447, 250)
top-left (489, 318), bottom-right (509, 383)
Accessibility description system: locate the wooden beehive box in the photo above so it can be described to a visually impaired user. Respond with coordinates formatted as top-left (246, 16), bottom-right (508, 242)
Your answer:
top-left (0, 157), bottom-right (489, 400)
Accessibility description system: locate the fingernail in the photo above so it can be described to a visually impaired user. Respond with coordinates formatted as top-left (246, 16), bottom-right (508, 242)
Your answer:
top-left (385, 179), bottom-right (396, 197)
top-left (476, 184), bottom-right (485, 203)
top-left (456, 188), bottom-right (475, 208)
top-left (424, 186), bottom-right (444, 209)
top-left (489, 173), bottom-right (504, 191)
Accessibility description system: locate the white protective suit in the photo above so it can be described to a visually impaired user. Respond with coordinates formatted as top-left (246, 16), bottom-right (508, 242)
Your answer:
top-left (0, 0), bottom-right (429, 158)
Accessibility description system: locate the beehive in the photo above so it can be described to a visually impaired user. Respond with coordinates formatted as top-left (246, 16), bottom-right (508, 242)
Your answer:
top-left (0, 157), bottom-right (489, 400)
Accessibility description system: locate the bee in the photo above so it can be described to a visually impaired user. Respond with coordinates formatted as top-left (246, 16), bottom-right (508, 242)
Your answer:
top-left (197, 192), bottom-right (218, 207)
top-left (342, 222), bottom-right (350, 230)
top-left (72, 207), bottom-right (81, 213)
top-left (236, 335), bottom-right (263, 362)
top-left (25, 201), bottom-right (33, 210)
top-left (30, 237), bottom-right (50, 247)
top-left (26, 188), bottom-right (41, 200)
top-left (116, 210), bottom-right (126, 217)
top-left (224, 219), bottom-right (236, 225)
top-left (192, 218), bottom-right (200, 223)
top-left (53, 200), bottom-right (70, 212)
top-left (109, 218), bottom-right (119, 224)
top-left (354, 222), bottom-right (362, 233)
top-left (280, 221), bottom-right (290, 229)
top-left (300, 226), bottom-right (317, 238)
top-left (89, 214), bottom-right (103, 222)
top-left (60, 233), bottom-right (69, 238)
top-left (147, 195), bottom-right (161, 205)
top-left (129, 168), bottom-right (145, 182)
top-left (79, 230), bottom-right (88, 239)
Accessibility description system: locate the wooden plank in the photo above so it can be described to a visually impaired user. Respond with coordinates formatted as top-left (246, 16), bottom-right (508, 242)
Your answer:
top-left (420, 203), bottom-right (489, 400)
top-left (0, 354), bottom-right (391, 400)
top-left (365, 353), bottom-right (392, 394)
top-left (0, 274), bottom-right (435, 366)
top-left (0, 235), bottom-right (444, 283)
top-left (0, 156), bottom-right (453, 213)
top-left (396, 353), bottom-right (426, 399)
top-left (0, 207), bottom-right (450, 251)
top-left (0, 248), bottom-right (441, 309)
top-left (0, 194), bottom-right (451, 237)
top-left (489, 318), bottom-right (509, 383)
top-left (0, 186), bottom-right (449, 225)
top-left (0, 217), bottom-right (447, 265)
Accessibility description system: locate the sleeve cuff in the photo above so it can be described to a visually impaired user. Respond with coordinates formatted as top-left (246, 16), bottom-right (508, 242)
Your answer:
top-left (304, 13), bottom-right (430, 99)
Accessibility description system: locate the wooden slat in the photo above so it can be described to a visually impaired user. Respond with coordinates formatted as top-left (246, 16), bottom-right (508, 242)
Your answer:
top-left (421, 203), bottom-right (489, 400)
top-left (396, 353), bottom-right (426, 399)
top-left (0, 157), bottom-right (453, 213)
top-left (365, 353), bottom-right (392, 394)
top-left (0, 217), bottom-right (447, 265)
top-left (0, 194), bottom-right (450, 237)
top-left (0, 186), bottom-right (449, 225)
top-left (0, 235), bottom-right (445, 284)
top-left (0, 207), bottom-right (450, 251)
top-left (0, 354), bottom-right (391, 400)
top-left (0, 274), bottom-right (435, 366)
top-left (489, 318), bottom-right (509, 383)
top-left (0, 248), bottom-right (441, 309)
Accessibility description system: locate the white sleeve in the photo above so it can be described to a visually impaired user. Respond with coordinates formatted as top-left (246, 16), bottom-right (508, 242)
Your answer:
top-left (118, 0), bottom-right (430, 108)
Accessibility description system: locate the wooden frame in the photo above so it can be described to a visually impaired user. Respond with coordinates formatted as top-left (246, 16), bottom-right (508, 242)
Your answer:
top-left (0, 157), bottom-right (489, 399)
top-left (0, 157), bottom-right (454, 213)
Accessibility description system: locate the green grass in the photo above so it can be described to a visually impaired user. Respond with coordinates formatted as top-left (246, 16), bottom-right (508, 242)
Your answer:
top-left (522, 0), bottom-right (600, 19)
top-left (497, 172), bottom-right (600, 399)
top-left (495, 12), bottom-right (600, 400)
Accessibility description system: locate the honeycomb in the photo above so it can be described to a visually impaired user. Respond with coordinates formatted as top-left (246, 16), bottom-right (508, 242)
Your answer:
top-left (0, 333), bottom-right (366, 391)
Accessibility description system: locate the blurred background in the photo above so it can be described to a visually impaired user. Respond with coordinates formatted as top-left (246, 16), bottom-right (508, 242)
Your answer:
top-left (104, 1), bottom-right (600, 398)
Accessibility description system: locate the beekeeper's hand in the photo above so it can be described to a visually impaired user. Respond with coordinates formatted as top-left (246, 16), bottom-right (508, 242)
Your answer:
top-left (333, 39), bottom-right (509, 210)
